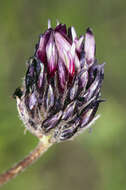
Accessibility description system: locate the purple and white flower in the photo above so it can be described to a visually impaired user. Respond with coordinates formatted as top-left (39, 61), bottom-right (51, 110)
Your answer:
top-left (14, 21), bottom-right (105, 142)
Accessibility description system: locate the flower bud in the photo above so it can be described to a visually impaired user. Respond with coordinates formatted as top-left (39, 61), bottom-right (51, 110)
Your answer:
top-left (14, 21), bottom-right (105, 142)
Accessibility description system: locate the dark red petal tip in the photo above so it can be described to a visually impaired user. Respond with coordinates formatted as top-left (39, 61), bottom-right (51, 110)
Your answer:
top-left (86, 27), bottom-right (93, 35)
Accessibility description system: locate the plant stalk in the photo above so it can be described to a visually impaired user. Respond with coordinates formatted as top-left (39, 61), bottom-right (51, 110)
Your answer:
top-left (0, 136), bottom-right (52, 187)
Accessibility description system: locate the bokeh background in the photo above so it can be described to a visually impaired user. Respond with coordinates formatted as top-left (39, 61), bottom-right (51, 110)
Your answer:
top-left (0, 0), bottom-right (126, 189)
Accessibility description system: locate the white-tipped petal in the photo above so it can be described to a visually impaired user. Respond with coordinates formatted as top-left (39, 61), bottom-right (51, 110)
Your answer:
top-left (56, 19), bottom-right (60, 26)
top-left (46, 33), bottom-right (57, 74)
top-left (48, 19), bottom-right (51, 29)
top-left (71, 42), bottom-right (76, 57)
top-left (76, 36), bottom-right (84, 51)
top-left (71, 26), bottom-right (77, 41)
top-left (55, 32), bottom-right (71, 52)
top-left (84, 28), bottom-right (95, 66)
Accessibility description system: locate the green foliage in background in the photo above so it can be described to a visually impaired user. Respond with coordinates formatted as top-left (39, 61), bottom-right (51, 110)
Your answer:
top-left (0, 0), bottom-right (126, 189)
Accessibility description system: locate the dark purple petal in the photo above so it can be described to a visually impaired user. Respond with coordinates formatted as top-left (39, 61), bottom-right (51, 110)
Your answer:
top-left (62, 101), bottom-right (76, 120)
top-left (69, 78), bottom-right (78, 100)
top-left (37, 62), bottom-right (44, 89)
top-left (79, 100), bottom-right (100, 128)
top-left (25, 60), bottom-right (36, 92)
top-left (25, 58), bottom-right (43, 93)
top-left (59, 125), bottom-right (78, 140)
top-left (55, 24), bottom-right (67, 35)
top-left (78, 69), bottom-right (88, 90)
top-left (36, 30), bottom-right (51, 63)
top-left (68, 27), bottom-right (73, 41)
top-left (42, 111), bottom-right (62, 132)
top-left (84, 63), bottom-right (104, 102)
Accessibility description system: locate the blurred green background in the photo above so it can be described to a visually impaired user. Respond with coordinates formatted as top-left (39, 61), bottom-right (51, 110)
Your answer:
top-left (0, 0), bottom-right (126, 189)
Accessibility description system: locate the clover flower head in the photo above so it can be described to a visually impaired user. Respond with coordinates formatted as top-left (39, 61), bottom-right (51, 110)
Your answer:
top-left (14, 20), bottom-right (105, 142)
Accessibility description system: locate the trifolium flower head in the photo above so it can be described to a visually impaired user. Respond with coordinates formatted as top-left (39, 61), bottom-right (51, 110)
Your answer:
top-left (13, 21), bottom-right (105, 142)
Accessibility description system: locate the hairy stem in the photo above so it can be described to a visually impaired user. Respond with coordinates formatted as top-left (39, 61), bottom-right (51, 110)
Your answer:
top-left (0, 136), bottom-right (52, 187)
